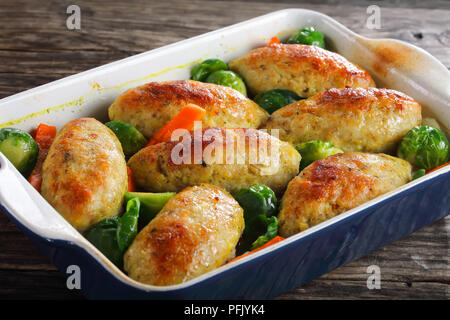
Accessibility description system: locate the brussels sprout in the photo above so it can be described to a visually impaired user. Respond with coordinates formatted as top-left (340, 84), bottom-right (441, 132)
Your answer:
top-left (105, 121), bottom-right (147, 157)
top-left (84, 216), bottom-right (123, 266)
top-left (116, 198), bottom-right (140, 252)
top-left (0, 127), bottom-right (39, 176)
top-left (205, 70), bottom-right (247, 96)
top-left (253, 89), bottom-right (303, 114)
top-left (250, 216), bottom-right (278, 250)
top-left (232, 185), bottom-right (277, 222)
top-left (295, 140), bottom-right (344, 170)
top-left (190, 58), bottom-right (229, 82)
top-left (287, 26), bottom-right (326, 49)
top-left (124, 191), bottom-right (175, 225)
top-left (232, 185), bottom-right (278, 253)
top-left (84, 198), bottom-right (140, 267)
top-left (412, 169), bottom-right (426, 180)
top-left (397, 126), bottom-right (449, 171)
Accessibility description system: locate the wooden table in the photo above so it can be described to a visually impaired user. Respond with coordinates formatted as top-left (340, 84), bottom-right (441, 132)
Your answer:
top-left (0, 0), bottom-right (448, 300)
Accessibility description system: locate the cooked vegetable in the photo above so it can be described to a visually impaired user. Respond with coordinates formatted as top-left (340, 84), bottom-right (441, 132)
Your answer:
top-left (229, 236), bottom-right (285, 263)
top-left (105, 121), bottom-right (147, 157)
top-left (287, 26), bottom-right (326, 48)
top-left (397, 126), bottom-right (449, 171)
top-left (84, 198), bottom-right (140, 267)
top-left (267, 36), bottom-right (281, 46)
top-left (205, 70), bottom-right (247, 96)
top-left (412, 169), bottom-right (426, 180)
top-left (116, 198), bottom-right (140, 252)
top-left (232, 185), bottom-right (278, 253)
top-left (190, 58), bottom-right (229, 82)
top-left (127, 166), bottom-right (136, 192)
top-left (253, 89), bottom-right (302, 114)
top-left (28, 124), bottom-right (57, 192)
top-left (232, 185), bottom-right (277, 221)
top-left (124, 191), bottom-right (175, 225)
top-left (250, 215), bottom-right (278, 250)
top-left (147, 103), bottom-right (206, 146)
top-left (0, 127), bottom-right (39, 177)
top-left (295, 140), bottom-right (344, 170)
top-left (84, 217), bottom-right (123, 266)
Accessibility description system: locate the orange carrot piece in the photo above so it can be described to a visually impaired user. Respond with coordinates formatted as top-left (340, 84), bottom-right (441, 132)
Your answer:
top-left (228, 236), bottom-right (285, 263)
top-left (267, 36), bottom-right (281, 47)
top-left (426, 161), bottom-right (450, 175)
top-left (33, 123), bottom-right (56, 148)
top-left (28, 124), bottom-right (57, 192)
top-left (147, 103), bottom-right (206, 146)
top-left (127, 166), bottom-right (136, 192)
top-left (28, 174), bottom-right (42, 192)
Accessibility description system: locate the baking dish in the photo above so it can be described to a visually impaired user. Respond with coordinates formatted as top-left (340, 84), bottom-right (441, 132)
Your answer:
top-left (0, 8), bottom-right (449, 299)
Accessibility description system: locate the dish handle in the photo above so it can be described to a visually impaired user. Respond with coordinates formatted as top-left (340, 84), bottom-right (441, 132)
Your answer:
top-left (332, 32), bottom-right (450, 129)
top-left (0, 152), bottom-right (80, 242)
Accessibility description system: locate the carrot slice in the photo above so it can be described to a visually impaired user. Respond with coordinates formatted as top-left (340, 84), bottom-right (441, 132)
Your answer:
top-left (147, 103), bottom-right (206, 146)
top-left (267, 36), bottom-right (281, 47)
top-left (28, 124), bottom-right (57, 192)
top-left (228, 236), bottom-right (285, 263)
top-left (127, 166), bottom-right (136, 192)
top-left (426, 161), bottom-right (450, 175)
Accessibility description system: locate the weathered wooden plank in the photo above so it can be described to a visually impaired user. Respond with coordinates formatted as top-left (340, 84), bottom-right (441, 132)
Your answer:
top-left (0, 2), bottom-right (448, 58)
top-left (278, 279), bottom-right (449, 300)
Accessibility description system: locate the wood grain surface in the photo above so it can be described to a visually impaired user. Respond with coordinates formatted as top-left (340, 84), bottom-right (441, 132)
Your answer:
top-left (0, 0), bottom-right (449, 300)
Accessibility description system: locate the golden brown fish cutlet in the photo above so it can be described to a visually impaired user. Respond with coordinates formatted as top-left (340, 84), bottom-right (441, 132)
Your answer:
top-left (228, 44), bottom-right (375, 97)
top-left (277, 152), bottom-right (412, 237)
top-left (124, 183), bottom-right (244, 286)
top-left (263, 87), bottom-right (422, 153)
top-left (127, 127), bottom-right (301, 195)
top-left (108, 80), bottom-right (269, 139)
top-left (41, 118), bottom-right (128, 232)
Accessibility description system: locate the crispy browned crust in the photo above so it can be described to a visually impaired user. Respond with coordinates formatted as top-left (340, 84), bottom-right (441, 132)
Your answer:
top-left (263, 87), bottom-right (422, 152)
top-left (307, 87), bottom-right (417, 111)
top-left (124, 184), bottom-right (244, 286)
top-left (277, 152), bottom-right (412, 237)
top-left (108, 80), bottom-right (269, 138)
top-left (41, 118), bottom-right (127, 232)
top-left (127, 127), bottom-right (301, 194)
top-left (228, 44), bottom-right (375, 97)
